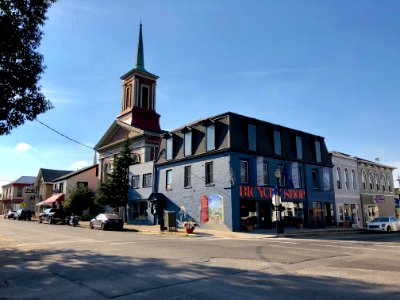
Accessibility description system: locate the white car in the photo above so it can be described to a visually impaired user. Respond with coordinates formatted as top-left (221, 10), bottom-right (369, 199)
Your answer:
top-left (367, 217), bottom-right (400, 233)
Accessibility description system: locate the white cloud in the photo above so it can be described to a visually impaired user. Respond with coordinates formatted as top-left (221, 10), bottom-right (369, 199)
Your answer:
top-left (219, 67), bottom-right (330, 79)
top-left (71, 160), bottom-right (89, 170)
top-left (15, 142), bottom-right (32, 152)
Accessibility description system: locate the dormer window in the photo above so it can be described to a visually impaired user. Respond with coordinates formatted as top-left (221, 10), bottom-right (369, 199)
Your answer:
top-left (274, 131), bottom-right (281, 155)
top-left (206, 124), bottom-right (215, 151)
top-left (296, 136), bottom-right (302, 159)
top-left (141, 85), bottom-right (150, 109)
top-left (248, 125), bottom-right (256, 151)
top-left (184, 129), bottom-right (192, 156)
top-left (315, 141), bottom-right (321, 163)
top-left (166, 137), bottom-right (173, 160)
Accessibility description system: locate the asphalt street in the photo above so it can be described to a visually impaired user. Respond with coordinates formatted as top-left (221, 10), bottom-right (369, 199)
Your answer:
top-left (0, 219), bottom-right (399, 299)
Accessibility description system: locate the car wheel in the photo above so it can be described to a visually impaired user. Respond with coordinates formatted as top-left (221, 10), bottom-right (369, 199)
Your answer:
top-left (387, 226), bottom-right (392, 233)
top-left (101, 223), bottom-right (106, 231)
top-left (89, 222), bottom-right (94, 229)
top-left (39, 218), bottom-right (42, 223)
top-left (48, 217), bottom-right (52, 224)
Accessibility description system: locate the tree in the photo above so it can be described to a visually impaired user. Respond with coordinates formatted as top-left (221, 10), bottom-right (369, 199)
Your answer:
top-left (0, 0), bottom-right (56, 135)
top-left (63, 186), bottom-right (98, 216)
top-left (95, 138), bottom-right (134, 221)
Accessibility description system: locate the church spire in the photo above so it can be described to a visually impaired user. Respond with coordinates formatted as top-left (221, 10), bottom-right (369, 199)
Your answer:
top-left (135, 23), bottom-right (145, 71)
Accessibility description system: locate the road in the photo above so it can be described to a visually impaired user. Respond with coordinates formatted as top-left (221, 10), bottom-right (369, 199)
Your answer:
top-left (0, 219), bottom-right (399, 299)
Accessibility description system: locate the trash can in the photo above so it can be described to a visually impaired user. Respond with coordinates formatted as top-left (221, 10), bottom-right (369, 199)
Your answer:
top-left (163, 211), bottom-right (176, 231)
top-left (278, 221), bottom-right (285, 234)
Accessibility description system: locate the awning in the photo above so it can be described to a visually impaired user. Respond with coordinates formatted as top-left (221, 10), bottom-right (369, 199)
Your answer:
top-left (36, 193), bottom-right (65, 206)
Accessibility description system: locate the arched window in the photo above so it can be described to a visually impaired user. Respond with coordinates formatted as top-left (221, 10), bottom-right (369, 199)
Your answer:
top-left (387, 175), bottom-right (392, 192)
top-left (361, 171), bottom-right (367, 189)
top-left (336, 167), bottom-right (342, 189)
top-left (381, 174), bottom-right (386, 192)
top-left (368, 172), bottom-right (373, 190)
top-left (351, 170), bottom-right (356, 190)
top-left (344, 169), bottom-right (349, 190)
top-left (375, 173), bottom-right (379, 191)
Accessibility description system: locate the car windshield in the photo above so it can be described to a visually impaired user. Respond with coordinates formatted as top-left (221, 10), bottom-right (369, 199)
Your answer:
top-left (372, 217), bottom-right (389, 222)
top-left (105, 214), bottom-right (120, 219)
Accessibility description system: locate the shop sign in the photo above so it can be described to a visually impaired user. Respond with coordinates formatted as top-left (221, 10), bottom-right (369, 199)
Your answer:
top-left (239, 185), bottom-right (305, 201)
top-left (373, 195), bottom-right (385, 204)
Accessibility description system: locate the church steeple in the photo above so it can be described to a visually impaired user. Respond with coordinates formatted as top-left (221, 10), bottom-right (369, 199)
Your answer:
top-left (135, 23), bottom-right (145, 72)
top-left (117, 24), bottom-right (161, 133)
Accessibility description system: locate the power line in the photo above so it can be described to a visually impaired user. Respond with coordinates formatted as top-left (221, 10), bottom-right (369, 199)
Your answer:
top-left (35, 119), bottom-right (95, 150)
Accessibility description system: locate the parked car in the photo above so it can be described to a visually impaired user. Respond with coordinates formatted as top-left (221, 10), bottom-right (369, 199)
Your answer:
top-left (39, 208), bottom-right (66, 224)
top-left (14, 209), bottom-right (32, 221)
top-left (4, 210), bottom-right (17, 219)
top-left (367, 217), bottom-right (400, 233)
top-left (89, 213), bottom-right (123, 231)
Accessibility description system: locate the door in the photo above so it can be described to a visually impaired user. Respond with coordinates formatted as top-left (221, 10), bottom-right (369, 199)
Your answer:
top-left (259, 201), bottom-right (272, 229)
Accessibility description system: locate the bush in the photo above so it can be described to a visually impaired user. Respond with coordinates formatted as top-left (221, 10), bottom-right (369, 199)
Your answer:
top-left (80, 214), bottom-right (94, 221)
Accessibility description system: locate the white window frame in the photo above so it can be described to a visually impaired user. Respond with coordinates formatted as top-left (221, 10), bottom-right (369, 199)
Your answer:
top-left (184, 130), bottom-right (192, 157)
top-left (240, 160), bottom-right (249, 184)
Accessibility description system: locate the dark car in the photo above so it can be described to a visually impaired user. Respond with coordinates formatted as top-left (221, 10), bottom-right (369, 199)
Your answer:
top-left (4, 210), bottom-right (17, 219)
top-left (90, 213), bottom-right (123, 231)
top-left (14, 209), bottom-right (32, 221)
top-left (39, 208), bottom-right (66, 224)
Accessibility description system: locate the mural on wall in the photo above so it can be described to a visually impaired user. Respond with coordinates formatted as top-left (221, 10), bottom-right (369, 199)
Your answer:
top-left (200, 194), bottom-right (224, 224)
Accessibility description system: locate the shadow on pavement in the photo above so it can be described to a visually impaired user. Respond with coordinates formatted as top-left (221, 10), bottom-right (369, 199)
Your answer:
top-left (0, 246), bottom-right (398, 299)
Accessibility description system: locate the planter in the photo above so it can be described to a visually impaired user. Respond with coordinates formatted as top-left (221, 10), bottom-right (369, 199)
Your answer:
top-left (185, 228), bottom-right (194, 234)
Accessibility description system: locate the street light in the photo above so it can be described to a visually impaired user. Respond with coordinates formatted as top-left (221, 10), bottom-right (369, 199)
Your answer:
top-left (274, 168), bottom-right (281, 237)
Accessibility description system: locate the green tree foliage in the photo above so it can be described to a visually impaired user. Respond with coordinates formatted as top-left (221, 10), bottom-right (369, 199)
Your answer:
top-left (0, 0), bottom-right (56, 135)
top-left (63, 186), bottom-right (98, 215)
top-left (95, 138), bottom-right (134, 213)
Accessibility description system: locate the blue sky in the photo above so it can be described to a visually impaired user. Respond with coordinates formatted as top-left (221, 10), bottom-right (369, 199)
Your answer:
top-left (1, 0), bottom-right (399, 188)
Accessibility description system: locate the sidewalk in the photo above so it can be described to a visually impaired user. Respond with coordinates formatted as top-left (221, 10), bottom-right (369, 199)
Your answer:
top-left (79, 221), bottom-right (364, 239)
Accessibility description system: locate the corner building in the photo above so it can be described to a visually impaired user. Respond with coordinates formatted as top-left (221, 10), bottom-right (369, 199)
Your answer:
top-left (155, 112), bottom-right (335, 231)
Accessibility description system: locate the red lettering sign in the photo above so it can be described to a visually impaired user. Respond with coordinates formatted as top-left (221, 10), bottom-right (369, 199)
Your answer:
top-left (239, 185), bottom-right (305, 201)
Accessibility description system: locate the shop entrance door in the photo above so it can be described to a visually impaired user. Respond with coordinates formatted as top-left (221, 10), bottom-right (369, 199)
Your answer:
top-left (259, 201), bottom-right (272, 229)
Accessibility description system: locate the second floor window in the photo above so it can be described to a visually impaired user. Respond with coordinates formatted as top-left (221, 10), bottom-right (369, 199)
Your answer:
top-left (387, 176), bottom-right (392, 192)
top-left (344, 169), bottom-right (349, 190)
top-left (131, 175), bottom-right (139, 189)
top-left (166, 170), bottom-right (172, 190)
top-left (143, 173), bottom-right (152, 188)
top-left (184, 166), bottom-right (191, 188)
top-left (382, 176), bottom-right (386, 192)
top-left (262, 163), bottom-right (268, 185)
top-left (369, 172), bottom-right (373, 190)
top-left (362, 171), bottom-right (367, 189)
top-left (312, 170), bottom-right (319, 190)
top-left (375, 174), bottom-right (379, 191)
top-left (205, 162), bottom-right (214, 185)
top-left (240, 160), bottom-right (249, 184)
top-left (351, 170), bottom-right (356, 190)
top-left (17, 187), bottom-right (23, 197)
top-left (336, 167), bottom-right (342, 189)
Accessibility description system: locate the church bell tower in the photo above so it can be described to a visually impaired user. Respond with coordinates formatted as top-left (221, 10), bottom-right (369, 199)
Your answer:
top-left (117, 23), bottom-right (161, 132)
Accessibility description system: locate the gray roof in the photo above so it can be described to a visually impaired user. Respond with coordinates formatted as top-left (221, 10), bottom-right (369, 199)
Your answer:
top-left (1, 176), bottom-right (36, 188)
top-left (39, 168), bottom-right (73, 183)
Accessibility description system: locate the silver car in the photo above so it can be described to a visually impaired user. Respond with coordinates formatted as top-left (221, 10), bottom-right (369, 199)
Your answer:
top-left (89, 213), bottom-right (123, 231)
top-left (367, 217), bottom-right (400, 233)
